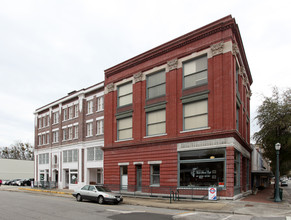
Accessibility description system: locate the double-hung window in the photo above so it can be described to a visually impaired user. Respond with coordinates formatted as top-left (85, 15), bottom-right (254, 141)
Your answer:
top-left (146, 109), bottom-right (166, 136)
top-left (183, 55), bottom-right (208, 89)
top-left (150, 164), bottom-right (160, 186)
top-left (118, 82), bottom-right (132, 107)
top-left (68, 127), bottom-right (73, 140)
top-left (146, 70), bottom-right (165, 99)
top-left (183, 99), bottom-right (208, 130)
top-left (86, 122), bottom-right (93, 137)
top-left (87, 100), bottom-right (93, 114)
top-left (96, 119), bottom-right (104, 135)
top-left (63, 108), bottom-right (68, 121)
top-left (97, 96), bottom-right (104, 111)
top-left (74, 104), bottom-right (79, 117)
top-left (117, 117), bottom-right (132, 140)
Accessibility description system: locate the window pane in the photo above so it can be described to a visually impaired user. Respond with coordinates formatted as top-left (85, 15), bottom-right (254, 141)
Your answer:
top-left (118, 117), bottom-right (132, 130)
top-left (119, 83), bottom-right (132, 96)
top-left (180, 161), bottom-right (224, 187)
top-left (148, 123), bottom-right (165, 136)
top-left (87, 148), bottom-right (94, 161)
top-left (184, 56), bottom-right (207, 76)
top-left (73, 149), bottom-right (78, 162)
top-left (148, 84), bottom-right (165, 99)
top-left (180, 149), bottom-right (225, 160)
top-left (119, 94), bottom-right (132, 106)
top-left (119, 128), bottom-right (132, 140)
top-left (147, 71), bottom-right (165, 87)
top-left (147, 110), bottom-right (165, 124)
top-left (184, 100), bottom-right (207, 117)
top-left (184, 114), bottom-right (208, 130)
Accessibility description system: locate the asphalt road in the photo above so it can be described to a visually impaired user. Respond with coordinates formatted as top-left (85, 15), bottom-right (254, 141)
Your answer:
top-left (0, 190), bottom-right (288, 220)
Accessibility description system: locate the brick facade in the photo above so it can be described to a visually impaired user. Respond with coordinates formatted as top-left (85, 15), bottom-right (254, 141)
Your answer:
top-left (104, 15), bottom-right (252, 199)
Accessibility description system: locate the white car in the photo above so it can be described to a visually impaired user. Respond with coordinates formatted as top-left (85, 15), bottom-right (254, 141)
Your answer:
top-left (72, 185), bottom-right (123, 204)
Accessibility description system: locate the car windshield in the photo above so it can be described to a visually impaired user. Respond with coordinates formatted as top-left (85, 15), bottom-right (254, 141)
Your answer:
top-left (95, 186), bottom-right (111, 192)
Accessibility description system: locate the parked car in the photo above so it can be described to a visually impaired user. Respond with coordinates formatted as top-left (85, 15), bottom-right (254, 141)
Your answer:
top-left (14, 179), bottom-right (32, 186)
top-left (7, 179), bottom-right (21, 185)
top-left (2, 180), bottom-right (10, 185)
top-left (0, 179), bottom-right (2, 186)
top-left (72, 185), bottom-right (123, 204)
top-left (281, 180), bottom-right (288, 187)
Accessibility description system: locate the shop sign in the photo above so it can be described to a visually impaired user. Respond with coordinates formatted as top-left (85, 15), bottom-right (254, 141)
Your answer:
top-left (208, 187), bottom-right (217, 200)
top-left (218, 182), bottom-right (224, 187)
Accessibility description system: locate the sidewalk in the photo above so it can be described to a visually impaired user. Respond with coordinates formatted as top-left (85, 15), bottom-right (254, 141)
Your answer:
top-left (1, 185), bottom-right (291, 217)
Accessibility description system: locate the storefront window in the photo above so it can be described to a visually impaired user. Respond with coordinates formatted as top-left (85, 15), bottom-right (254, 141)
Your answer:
top-left (179, 148), bottom-right (225, 187)
top-left (70, 170), bottom-right (78, 184)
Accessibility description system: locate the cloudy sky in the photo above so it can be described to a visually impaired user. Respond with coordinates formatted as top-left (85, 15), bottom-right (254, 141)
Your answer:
top-left (0, 0), bottom-right (290, 147)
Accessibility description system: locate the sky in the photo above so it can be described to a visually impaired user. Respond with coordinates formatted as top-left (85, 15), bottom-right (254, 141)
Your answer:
top-left (0, 0), bottom-right (290, 147)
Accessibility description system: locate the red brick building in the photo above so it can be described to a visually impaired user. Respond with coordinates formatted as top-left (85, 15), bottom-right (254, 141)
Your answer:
top-left (103, 15), bottom-right (252, 199)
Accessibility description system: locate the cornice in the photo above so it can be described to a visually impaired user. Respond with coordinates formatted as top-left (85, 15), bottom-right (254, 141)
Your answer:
top-left (105, 15), bottom-right (236, 78)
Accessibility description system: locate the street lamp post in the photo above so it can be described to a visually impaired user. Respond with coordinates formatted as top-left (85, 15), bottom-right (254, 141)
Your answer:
top-left (274, 143), bottom-right (281, 202)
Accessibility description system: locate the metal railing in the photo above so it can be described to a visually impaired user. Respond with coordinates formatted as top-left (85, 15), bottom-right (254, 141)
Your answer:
top-left (103, 184), bottom-right (222, 202)
top-left (33, 181), bottom-right (58, 189)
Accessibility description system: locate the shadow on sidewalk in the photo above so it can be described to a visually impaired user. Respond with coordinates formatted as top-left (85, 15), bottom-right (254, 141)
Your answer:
top-left (241, 185), bottom-right (274, 203)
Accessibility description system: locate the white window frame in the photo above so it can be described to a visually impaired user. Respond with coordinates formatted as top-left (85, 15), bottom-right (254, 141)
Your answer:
top-left (117, 82), bottom-right (132, 107)
top-left (86, 122), bottom-right (93, 137)
top-left (87, 100), bottom-right (93, 114)
top-left (96, 119), bottom-right (104, 135)
top-left (97, 96), bottom-right (104, 111)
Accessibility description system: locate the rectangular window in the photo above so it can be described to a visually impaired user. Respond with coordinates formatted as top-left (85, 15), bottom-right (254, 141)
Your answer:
top-left (236, 105), bottom-right (240, 131)
top-left (179, 149), bottom-right (225, 187)
top-left (38, 135), bottom-right (42, 146)
top-left (86, 122), bottom-right (93, 137)
top-left (63, 108), bottom-right (67, 121)
top-left (117, 117), bottom-right (132, 140)
top-left (53, 131), bottom-right (59, 143)
top-left (63, 150), bottom-right (78, 163)
top-left (62, 128), bottom-right (67, 141)
top-left (46, 133), bottom-right (50, 144)
top-left (70, 171), bottom-right (78, 184)
top-left (147, 70), bottom-right (165, 99)
top-left (234, 151), bottom-right (240, 195)
top-left (69, 106), bottom-right (73, 119)
top-left (43, 117), bottom-right (46, 127)
top-left (147, 109), bottom-right (166, 136)
top-left (184, 99), bottom-right (208, 130)
top-left (87, 147), bottom-right (103, 161)
top-left (74, 104), bottom-right (79, 117)
top-left (97, 96), bottom-right (104, 111)
top-left (96, 119), bottom-right (104, 135)
top-left (53, 112), bottom-right (59, 124)
top-left (183, 55), bottom-right (208, 89)
top-left (39, 153), bottom-right (49, 164)
top-left (38, 118), bottom-right (42, 128)
top-left (42, 135), bottom-right (46, 145)
top-left (68, 127), bottom-right (73, 140)
top-left (150, 164), bottom-right (160, 186)
top-left (118, 82), bottom-right (132, 107)
top-left (236, 61), bottom-right (240, 97)
top-left (87, 100), bottom-right (93, 114)
top-left (63, 151), bottom-right (67, 163)
top-left (74, 125), bottom-right (78, 139)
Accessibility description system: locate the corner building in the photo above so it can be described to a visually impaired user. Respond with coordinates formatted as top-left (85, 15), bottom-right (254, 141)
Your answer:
top-left (104, 15), bottom-right (252, 199)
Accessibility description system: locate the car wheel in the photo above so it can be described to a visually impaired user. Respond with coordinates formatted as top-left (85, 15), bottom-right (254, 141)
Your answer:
top-left (98, 196), bottom-right (104, 204)
top-left (76, 194), bottom-right (82, 202)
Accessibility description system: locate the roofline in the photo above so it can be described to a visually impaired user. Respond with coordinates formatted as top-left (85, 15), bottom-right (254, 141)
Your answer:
top-left (34, 81), bottom-right (104, 114)
top-left (105, 15), bottom-right (252, 84)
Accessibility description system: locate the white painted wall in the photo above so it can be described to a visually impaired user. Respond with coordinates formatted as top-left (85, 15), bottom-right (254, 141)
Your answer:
top-left (0, 159), bottom-right (34, 180)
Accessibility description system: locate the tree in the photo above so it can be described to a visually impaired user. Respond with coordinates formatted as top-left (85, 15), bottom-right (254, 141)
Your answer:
top-left (0, 141), bottom-right (34, 161)
top-left (253, 87), bottom-right (291, 175)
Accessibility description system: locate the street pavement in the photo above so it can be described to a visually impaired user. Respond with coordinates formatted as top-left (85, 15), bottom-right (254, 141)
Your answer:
top-left (1, 184), bottom-right (291, 218)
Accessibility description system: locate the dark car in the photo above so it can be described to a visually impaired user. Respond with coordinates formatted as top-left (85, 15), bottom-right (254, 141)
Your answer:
top-left (15, 179), bottom-right (32, 186)
top-left (72, 185), bottom-right (123, 204)
top-left (8, 179), bottom-right (21, 185)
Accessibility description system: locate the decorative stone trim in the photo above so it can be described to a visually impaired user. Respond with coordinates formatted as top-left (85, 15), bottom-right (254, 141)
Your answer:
top-left (210, 42), bottom-right (224, 56)
top-left (232, 43), bottom-right (240, 56)
top-left (133, 72), bottom-right (143, 83)
top-left (177, 137), bottom-right (250, 158)
top-left (106, 83), bottom-right (114, 93)
top-left (167, 59), bottom-right (178, 71)
top-left (239, 65), bottom-right (246, 76)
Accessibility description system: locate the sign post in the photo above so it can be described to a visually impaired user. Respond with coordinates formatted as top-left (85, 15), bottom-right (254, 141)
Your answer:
top-left (208, 187), bottom-right (217, 200)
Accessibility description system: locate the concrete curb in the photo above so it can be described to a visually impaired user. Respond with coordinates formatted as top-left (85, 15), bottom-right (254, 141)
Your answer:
top-left (19, 187), bottom-right (72, 195)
